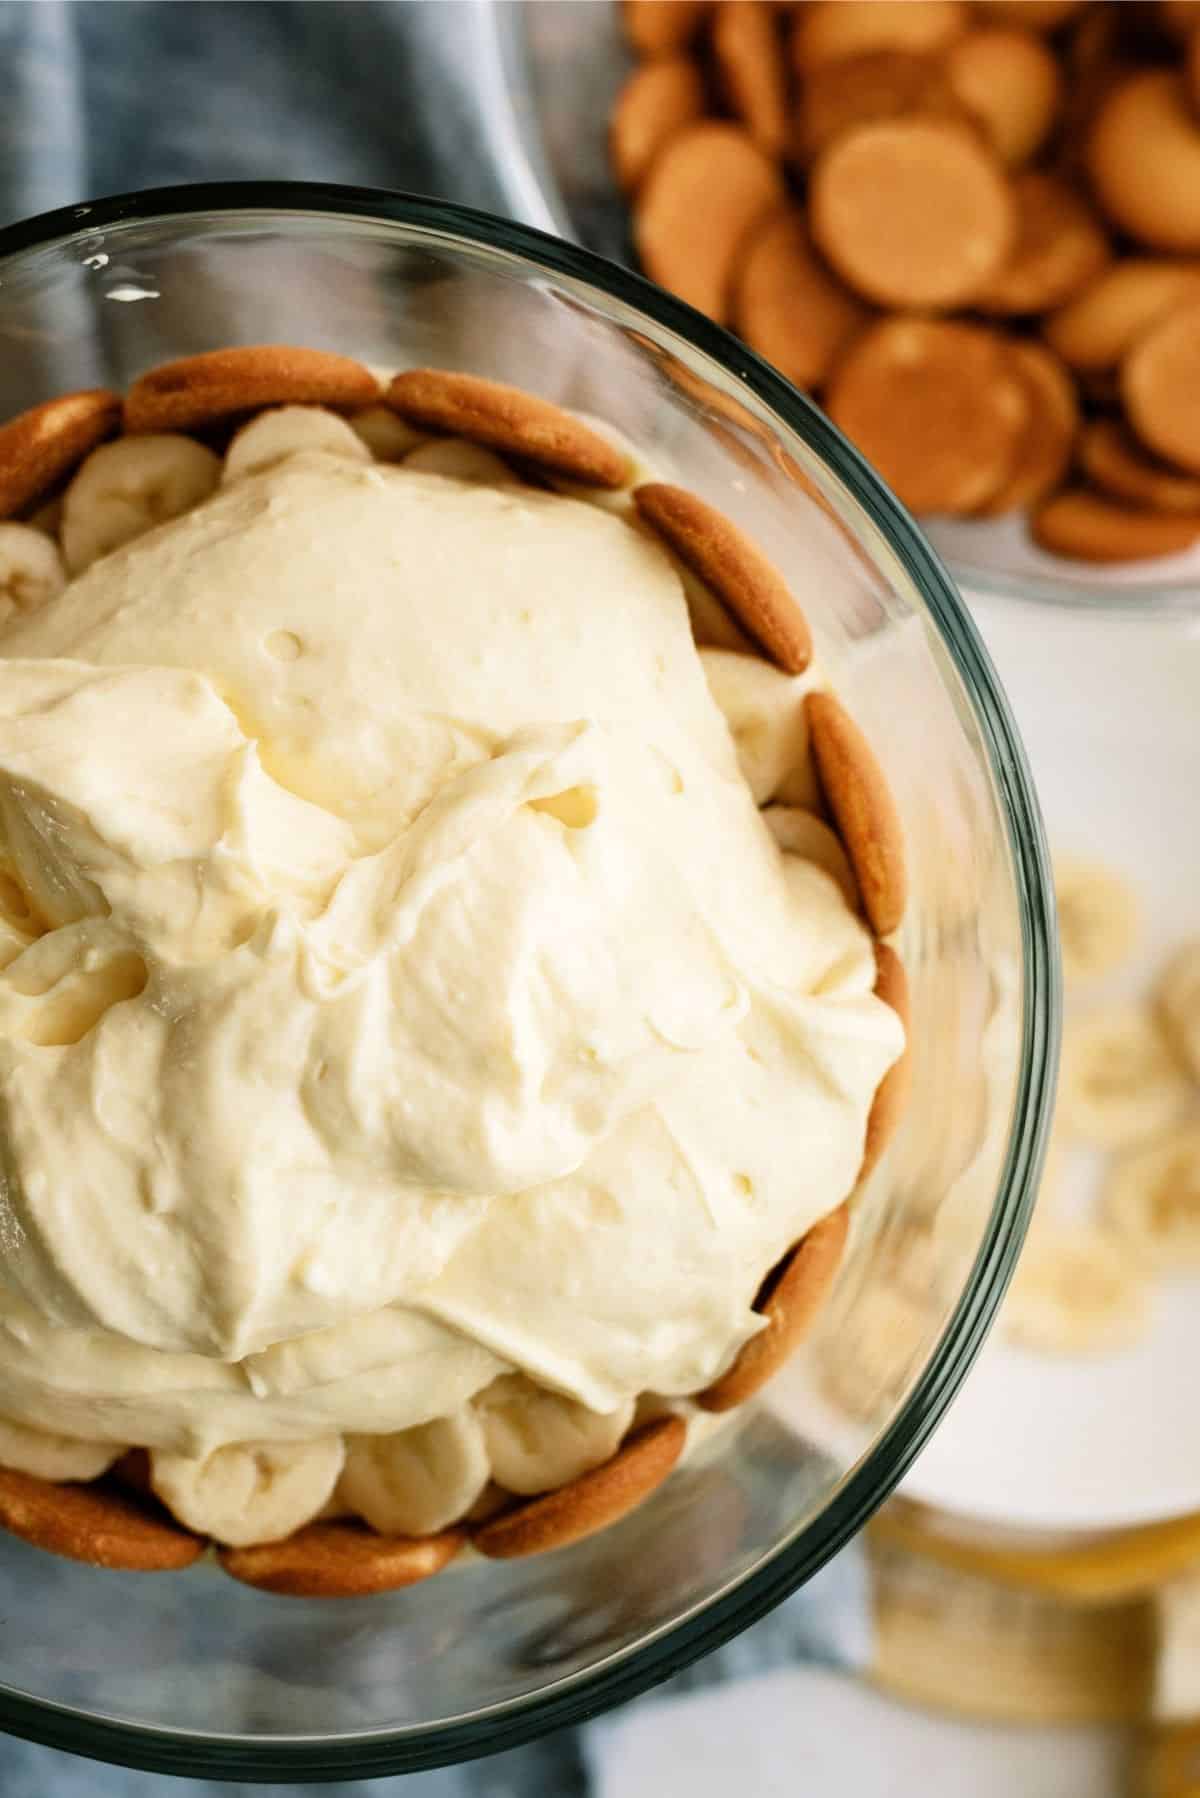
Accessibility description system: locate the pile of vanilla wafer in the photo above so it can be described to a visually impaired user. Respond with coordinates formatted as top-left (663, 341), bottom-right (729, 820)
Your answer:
top-left (612, 0), bottom-right (1200, 563)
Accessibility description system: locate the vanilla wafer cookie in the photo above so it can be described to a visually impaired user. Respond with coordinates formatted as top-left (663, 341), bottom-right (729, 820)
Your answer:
top-left (610, 56), bottom-right (706, 194)
top-left (634, 482), bottom-right (813, 672)
top-left (386, 370), bottom-right (628, 488)
top-left (861, 942), bottom-right (913, 1182)
top-left (472, 1416), bottom-right (685, 1559)
top-left (697, 1204), bottom-right (850, 1412)
top-left (0, 1465), bottom-right (204, 1571)
top-left (125, 346), bottom-right (379, 435)
top-left (805, 690), bottom-right (907, 935)
top-left (0, 389), bottom-right (121, 521)
top-left (220, 1521), bottom-right (466, 1597)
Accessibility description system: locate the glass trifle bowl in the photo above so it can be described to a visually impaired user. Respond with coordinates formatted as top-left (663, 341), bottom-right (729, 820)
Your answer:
top-left (0, 185), bottom-right (1056, 1781)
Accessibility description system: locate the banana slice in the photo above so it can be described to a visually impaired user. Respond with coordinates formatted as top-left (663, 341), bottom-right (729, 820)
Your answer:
top-left (474, 1374), bottom-right (635, 1497)
top-left (0, 522), bottom-right (66, 623)
top-left (1158, 939), bottom-right (1200, 1086)
top-left (338, 1407), bottom-right (489, 1536)
top-left (61, 433), bottom-right (221, 575)
top-left (402, 439), bottom-right (523, 485)
top-left (1059, 1005), bottom-right (1191, 1149)
top-left (679, 566), bottom-right (754, 653)
top-left (223, 405), bottom-right (372, 483)
top-left (700, 648), bottom-right (819, 807)
top-left (763, 805), bottom-right (859, 909)
top-left (1003, 1221), bottom-right (1150, 1354)
top-left (149, 1436), bottom-right (344, 1548)
top-left (1054, 855), bottom-right (1140, 986)
top-left (819, 1282), bottom-right (932, 1421)
top-left (0, 1415), bottom-right (120, 1483)
top-left (348, 405), bottom-right (427, 461)
top-left (1103, 1122), bottom-right (1200, 1272)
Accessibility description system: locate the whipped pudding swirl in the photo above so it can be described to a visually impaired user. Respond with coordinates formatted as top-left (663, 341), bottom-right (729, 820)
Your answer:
top-left (0, 423), bottom-right (901, 1544)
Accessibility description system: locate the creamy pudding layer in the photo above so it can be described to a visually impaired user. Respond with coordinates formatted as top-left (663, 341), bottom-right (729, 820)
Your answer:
top-left (0, 436), bottom-right (900, 1541)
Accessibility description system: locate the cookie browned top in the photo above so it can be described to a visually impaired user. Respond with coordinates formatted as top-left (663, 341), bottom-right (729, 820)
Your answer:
top-left (386, 370), bottom-right (629, 489)
top-left (634, 482), bottom-right (813, 672)
top-left (0, 389), bottom-right (121, 520)
top-left (124, 346), bottom-right (379, 434)
top-left (697, 1201), bottom-right (850, 1412)
top-left (472, 1416), bottom-right (686, 1560)
top-left (805, 690), bottom-right (907, 935)
top-left (219, 1521), bottom-right (465, 1598)
top-left (1032, 487), bottom-right (1200, 563)
top-left (0, 1465), bottom-right (203, 1572)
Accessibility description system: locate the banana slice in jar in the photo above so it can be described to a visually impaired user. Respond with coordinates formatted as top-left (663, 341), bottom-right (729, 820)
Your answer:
top-left (1054, 856), bottom-right (1140, 987)
top-left (819, 1282), bottom-right (933, 1421)
top-left (0, 1415), bottom-right (121, 1483)
top-left (338, 1407), bottom-right (490, 1536)
top-left (763, 805), bottom-right (859, 909)
top-left (1003, 1221), bottom-right (1151, 1355)
top-left (347, 404), bottom-right (428, 461)
top-left (1059, 1005), bottom-right (1191, 1149)
top-left (1103, 1122), bottom-right (1200, 1272)
top-left (401, 439), bottom-right (523, 485)
top-left (1158, 939), bottom-right (1200, 1086)
top-left (149, 1436), bottom-right (344, 1547)
top-left (0, 522), bottom-right (66, 623)
top-left (700, 648), bottom-right (819, 807)
top-left (223, 405), bottom-right (372, 483)
top-left (61, 434), bottom-right (221, 575)
top-left (474, 1374), bottom-right (636, 1497)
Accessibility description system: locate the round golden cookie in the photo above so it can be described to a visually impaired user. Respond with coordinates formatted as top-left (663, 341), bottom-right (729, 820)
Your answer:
top-left (975, 172), bottom-right (1109, 316)
top-left (472, 1416), bottom-right (686, 1559)
top-left (1054, 7), bottom-right (1130, 175)
top-left (861, 942), bottom-right (913, 1183)
top-left (793, 50), bottom-right (966, 168)
top-left (0, 389), bottom-right (121, 521)
top-left (219, 1521), bottom-right (465, 1597)
top-left (1079, 418), bottom-right (1200, 514)
top-left (805, 688), bottom-right (907, 935)
top-left (1087, 71), bottom-right (1200, 252)
top-left (697, 1204), bottom-right (851, 1412)
top-left (734, 208), bottom-right (871, 390)
top-left (621, 0), bottom-right (709, 56)
top-left (711, 0), bottom-right (790, 157)
top-left (1042, 260), bottom-right (1200, 372)
top-left (1121, 300), bottom-right (1200, 475)
top-left (386, 370), bottom-right (628, 488)
top-left (1189, 26), bottom-right (1200, 119)
top-left (0, 1465), bottom-right (204, 1572)
top-left (824, 317), bottom-right (1030, 516)
top-left (1032, 488), bottom-right (1200, 562)
top-left (609, 57), bottom-right (706, 194)
top-left (124, 346), bottom-right (379, 435)
top-left (792, 1), bottom-right (968, 73)
top-left (977, 0), bottom-right (1086, 26)
top-left (942, 27), bottom-right (1062, 166)
top-left (633, 481), bottom-right (813, 672)
top-left (1161, 1), bottom-right (1200, 42)
top-left (809, 117), bottom-right (1016, 309)
top-left (634, 122), bottom-right (786, 323)
top-left (975, 340), bottom-right (1079, 516)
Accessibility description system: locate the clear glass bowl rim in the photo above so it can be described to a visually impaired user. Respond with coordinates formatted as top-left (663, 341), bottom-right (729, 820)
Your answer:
top-left (0, 181), bottom-right (1059, 1783)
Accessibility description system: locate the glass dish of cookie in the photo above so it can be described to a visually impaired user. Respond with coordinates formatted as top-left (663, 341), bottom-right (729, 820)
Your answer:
top-left (502, 0), bottom-right (1200, 603)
